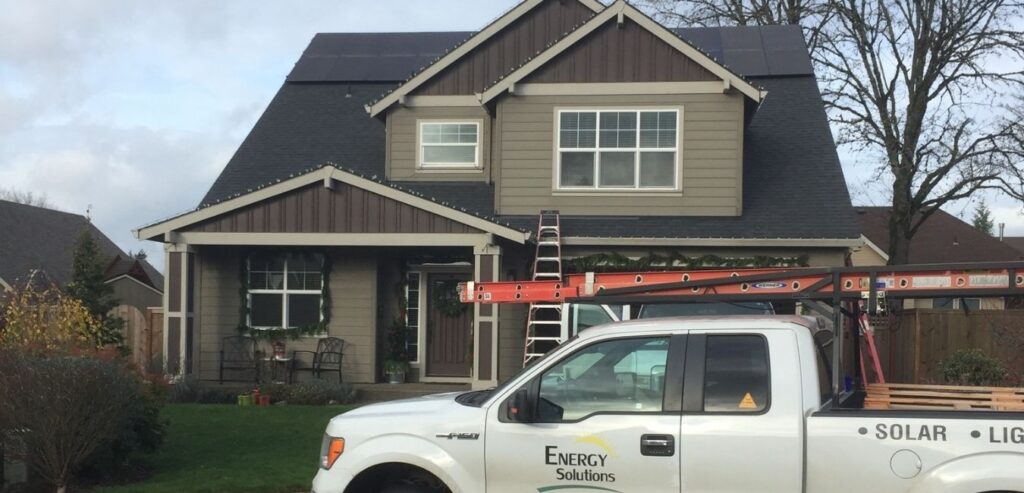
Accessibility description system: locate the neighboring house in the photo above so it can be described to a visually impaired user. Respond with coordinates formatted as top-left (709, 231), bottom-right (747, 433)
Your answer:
top-left (135, 0), bottom-right (859, 386)
top-left (0, 200), bottom-right (163, 309)
top-left (851, 206), bottom-right (1023, 310)
top-left (1004, 236), bottom-right (1024, 255)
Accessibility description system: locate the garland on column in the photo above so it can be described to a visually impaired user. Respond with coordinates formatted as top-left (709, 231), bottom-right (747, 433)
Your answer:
top-left (566, 252), bottom-right (809, 273)
top-left (236, 251), bottom-right (332, 340)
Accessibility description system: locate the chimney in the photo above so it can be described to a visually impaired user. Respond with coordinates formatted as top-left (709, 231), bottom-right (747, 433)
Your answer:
top-left (999, 223), bottom-right (1005, 241)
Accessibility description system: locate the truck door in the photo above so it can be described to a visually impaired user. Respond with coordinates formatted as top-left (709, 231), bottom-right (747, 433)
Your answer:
top-left (679, 331), bottom-right (803, 492)
top-left (485, 335), bottom-right (683, 493)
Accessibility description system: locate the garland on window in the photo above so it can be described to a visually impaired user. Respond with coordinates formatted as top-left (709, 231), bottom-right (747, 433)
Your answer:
top-left (236, 251), bottom-right (333, 340)
top-left (566, 252), bottom-right (809, 273)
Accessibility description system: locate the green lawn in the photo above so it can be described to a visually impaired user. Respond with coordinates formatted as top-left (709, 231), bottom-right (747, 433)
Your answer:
top-left (96, 403), bottom-right (355, 493)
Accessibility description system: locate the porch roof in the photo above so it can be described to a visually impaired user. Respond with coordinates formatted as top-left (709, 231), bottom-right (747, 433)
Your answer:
top-left (135, 165), bottom-right (529, 245)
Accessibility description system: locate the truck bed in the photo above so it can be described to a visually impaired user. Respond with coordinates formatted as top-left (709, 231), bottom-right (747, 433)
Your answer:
top-left (864, 383), bottom-right (1024, 411)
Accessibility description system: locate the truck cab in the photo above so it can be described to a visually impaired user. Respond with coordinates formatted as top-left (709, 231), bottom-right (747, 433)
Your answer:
top-left (312, 316), bottom-right (1024, 493)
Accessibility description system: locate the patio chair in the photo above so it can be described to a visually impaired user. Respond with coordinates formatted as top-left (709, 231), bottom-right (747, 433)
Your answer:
top-left (292, 337), bottom-right (345, 383)
top-left (219, 335), bottom-right (259, 383)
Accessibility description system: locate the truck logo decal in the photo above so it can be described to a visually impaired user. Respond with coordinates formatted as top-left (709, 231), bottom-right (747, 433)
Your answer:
top-left (434, 432), bottom-right (479, 440)
top-left (574, 435), bottom-right (616, 457)
top-left (537, 486), bottom-right (622, 492)
top-left (752, 282), bottom-right (786, 289)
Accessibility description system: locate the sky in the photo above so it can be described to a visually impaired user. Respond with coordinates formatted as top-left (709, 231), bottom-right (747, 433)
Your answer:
top-left (1, 0), bottom-right (1022, 273)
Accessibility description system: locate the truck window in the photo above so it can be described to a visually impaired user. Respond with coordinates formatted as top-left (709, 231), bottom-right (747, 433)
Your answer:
top-left (537, 337), bottom-right (670, 421)
top-left (703, 335), bottom-right (770, 413)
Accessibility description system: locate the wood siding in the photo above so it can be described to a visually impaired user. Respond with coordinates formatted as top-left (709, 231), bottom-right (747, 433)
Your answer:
top-left (184, 182), bottom-right (481, 235)
top-left (524, 18), bottom-right (717, 84)
top-left (195, 247), bottom-right (379, 383)
top-left (386, 106), bottom-right (492, 181)
top-left (109, 277), bottom-right (162, 312)
top-left (494, 93), bottom-right (744, 215)
top-left (414, 0), bottom-right (594, 96)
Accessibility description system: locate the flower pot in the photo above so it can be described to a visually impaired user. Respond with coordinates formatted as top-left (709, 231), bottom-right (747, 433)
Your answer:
top-left (387, 371), bottom-right (406, 384)
top-left (259, 395), bottom-right (271, 407)
top-left (238, 394), bottom-right (253, 406)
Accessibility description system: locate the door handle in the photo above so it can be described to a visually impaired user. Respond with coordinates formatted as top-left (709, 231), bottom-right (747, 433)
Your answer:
top-left (640, 434), bottom-right (675, 457)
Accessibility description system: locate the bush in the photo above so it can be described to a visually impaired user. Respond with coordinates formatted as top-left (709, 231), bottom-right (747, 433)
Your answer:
top-left (0, 352), bottom-right (165, 492)
top-left (285, 380), bottom-right (358, 405)
top-left (168, 375), bottom-right (239, 404)
top-left (939, 349), bottom-right (1009, 386)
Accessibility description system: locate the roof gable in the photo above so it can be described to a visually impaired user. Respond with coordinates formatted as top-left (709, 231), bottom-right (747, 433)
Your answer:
top-left (368, 0), bottom-right (603, 116)
top-left (480, 1), bottom-right (765, 104)
top-left (138, 165), bottom-right (529, 243)
top-left (522, 15), bottom-right (718, 84)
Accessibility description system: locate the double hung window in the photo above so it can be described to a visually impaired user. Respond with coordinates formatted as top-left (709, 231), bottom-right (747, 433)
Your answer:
top-left (418, 121), bottom-right (480, 169)
top-left (247, 252), bottom-right (324, 329)
top-left (557, 109), bottom-right (679, 190)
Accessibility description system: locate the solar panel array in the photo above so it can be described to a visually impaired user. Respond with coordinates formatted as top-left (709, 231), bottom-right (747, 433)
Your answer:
top-left (286, 25), bottom-right (812, 83)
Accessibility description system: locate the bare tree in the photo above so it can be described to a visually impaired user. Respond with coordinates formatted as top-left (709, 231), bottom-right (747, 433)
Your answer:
top-left (818, 0), bottom-right (1024, 263)
top-left (636, 0), bottom-right (834, 52)
top-left (0, 187), bottom-right (53, 209)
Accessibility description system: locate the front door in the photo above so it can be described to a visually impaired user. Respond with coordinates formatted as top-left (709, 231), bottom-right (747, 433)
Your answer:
top-left (486, 336), bottom-right (681, 493)
top-left (425, 273), bottom-right (472, 378)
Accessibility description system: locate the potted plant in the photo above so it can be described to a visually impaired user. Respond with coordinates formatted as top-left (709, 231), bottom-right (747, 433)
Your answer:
top-left (383, 359), bottom-right (410, 384)
top-left (384, 319), bottom-right (411, 384)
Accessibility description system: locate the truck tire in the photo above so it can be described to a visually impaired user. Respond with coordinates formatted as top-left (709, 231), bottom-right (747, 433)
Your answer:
top-left (380, 473), bottom-right (449, 493)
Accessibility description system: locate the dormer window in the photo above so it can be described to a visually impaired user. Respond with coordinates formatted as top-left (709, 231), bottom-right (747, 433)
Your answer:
top-left (418, 121), bottom-right (481, 169)
top-left (556, 109), bottom-right (680, 191)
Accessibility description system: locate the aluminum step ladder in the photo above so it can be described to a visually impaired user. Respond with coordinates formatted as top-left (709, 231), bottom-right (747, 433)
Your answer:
top-left (523, 211), bottom-right (564, 366)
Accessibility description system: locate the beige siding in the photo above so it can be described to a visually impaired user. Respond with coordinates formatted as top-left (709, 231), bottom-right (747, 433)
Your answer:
top-left (386, 106), bottom-right (493, 182)
top-left (195, 248), bottom-right (379, 383)
top-left (495, 93), bottom-right (744, 216)
top-left (108, 277), bottom-right (162, 312)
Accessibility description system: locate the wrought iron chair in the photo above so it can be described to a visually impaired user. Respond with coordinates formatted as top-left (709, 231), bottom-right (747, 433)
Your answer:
top-left (219, 335), bottom-right (259, 383)
top-left (292, 337), bottom-right (345, 383)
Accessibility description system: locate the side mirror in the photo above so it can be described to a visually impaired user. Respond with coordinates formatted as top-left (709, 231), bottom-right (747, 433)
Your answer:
top-left (507, 388), bottom-right (534, 423)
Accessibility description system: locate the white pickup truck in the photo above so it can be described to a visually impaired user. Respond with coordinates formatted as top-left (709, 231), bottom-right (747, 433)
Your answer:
top-left (311, 316), bottom-right (1024, 493)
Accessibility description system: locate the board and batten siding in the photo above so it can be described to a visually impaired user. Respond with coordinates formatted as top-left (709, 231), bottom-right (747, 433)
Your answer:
top-left (386, 106), bottom-right (493, 182)
top-left (195, 247), bottom-right (378, 383)
top-left (494, 93), bottom-right (745, 216)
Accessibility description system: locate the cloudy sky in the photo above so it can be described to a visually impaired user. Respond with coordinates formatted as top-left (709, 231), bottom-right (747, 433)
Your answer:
top-left (2, 0), bottom-right (1022, 272)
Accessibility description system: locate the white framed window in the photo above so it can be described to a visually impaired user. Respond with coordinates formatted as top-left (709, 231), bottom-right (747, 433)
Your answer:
top-left (247, 252), bottom-right (324, 329)
top-left (418, 121), bottom-right (481, 169)
top-left (556, 109), bottom-right (680, 191)
top-left (405, 272), bottom-right (422, 363)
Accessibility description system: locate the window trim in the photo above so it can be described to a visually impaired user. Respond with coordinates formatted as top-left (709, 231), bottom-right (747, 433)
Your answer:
top-left (247, 254), bottom-right (325, 331)
top-left (529, 335), bottom-right (677, 423)
top-left (416, 120), bottom-right (483, 171)
top-left (553, 107), bottom-right (683, 193)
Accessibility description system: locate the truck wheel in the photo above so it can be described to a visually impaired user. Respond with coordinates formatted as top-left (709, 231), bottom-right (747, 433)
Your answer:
top-left (381, 473), bottom-right (449, 493)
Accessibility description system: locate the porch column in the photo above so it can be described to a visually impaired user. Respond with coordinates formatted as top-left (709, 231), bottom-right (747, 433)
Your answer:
top-left (472, 243), bottom-right (501, 389)
top-left (163, 243), bottom-right (195, 376)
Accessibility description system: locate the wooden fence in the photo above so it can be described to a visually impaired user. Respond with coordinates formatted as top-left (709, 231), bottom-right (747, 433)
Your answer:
top-left (863, 309), bottom-right (1024, 386)
top-left (111, 305), bottom-right (164, 373)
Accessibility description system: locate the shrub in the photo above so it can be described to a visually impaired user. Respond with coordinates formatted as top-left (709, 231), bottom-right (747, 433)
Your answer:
top-left (0, 352), bottom-right (165, 493)
top-left (167, 376), bottom-right (239, 404)
top-left (939, 349), bottom-right (1009, 386)
top-left (286, 380), bottom-right (358, 405)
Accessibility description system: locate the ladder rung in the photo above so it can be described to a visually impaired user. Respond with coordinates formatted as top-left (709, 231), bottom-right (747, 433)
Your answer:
top-left (534, 273), bottom-right (562, 278)
top-left (529, 320), bottom-right (563, 325)
top-left (536, 257), bottom-right (562, 262)
top-left (526, 337), bottom-right (563, 342)
top-left (538, 241), bottom-right (560, 246)
top-left (530, 303), bottom-right (562, 308)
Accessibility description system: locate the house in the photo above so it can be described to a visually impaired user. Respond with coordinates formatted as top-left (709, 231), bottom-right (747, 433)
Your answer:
top-left (851, 206), bottom-right (1023, 310)
top-left (0, 200), bottom-right (163, 308)
top-left (135, 0), bottom-right (859, 387)
top-left (1004, 236), bottom-right (1024, 255)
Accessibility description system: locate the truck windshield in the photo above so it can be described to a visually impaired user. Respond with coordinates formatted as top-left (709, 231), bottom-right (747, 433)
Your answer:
top-left (637, 301), bottom-right (774, 318)
top-left (455, 335), bottom-right (580, 407)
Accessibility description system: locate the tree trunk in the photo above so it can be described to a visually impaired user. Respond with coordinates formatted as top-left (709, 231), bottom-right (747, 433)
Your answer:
top-left (889, 178), bottom-right (913, 265)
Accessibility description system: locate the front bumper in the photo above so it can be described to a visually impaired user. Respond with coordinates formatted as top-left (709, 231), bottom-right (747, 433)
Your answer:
top-left (311, 467), bottom-right (353, 493)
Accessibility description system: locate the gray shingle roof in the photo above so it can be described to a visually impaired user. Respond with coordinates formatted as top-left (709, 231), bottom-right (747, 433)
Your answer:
top-left (197, 25), bottom-right (856, 241)
top-left (0, 200), bottom-right (164, 289)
